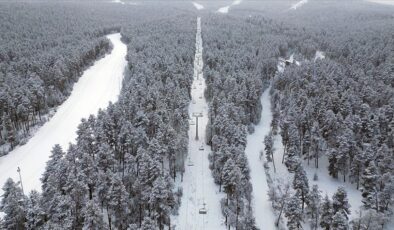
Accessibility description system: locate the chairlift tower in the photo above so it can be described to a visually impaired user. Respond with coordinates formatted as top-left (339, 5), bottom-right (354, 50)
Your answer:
top-left (17, 166), bottom-right (25, 195)
top-left (192, 112), bottom-right (203, 140)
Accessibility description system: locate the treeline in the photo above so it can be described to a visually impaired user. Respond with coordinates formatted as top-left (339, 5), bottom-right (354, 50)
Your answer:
top-left (202, 14), bottom-right (290, 229)
top-left (0, 11), bottom-right (195, 230)
top-left (0, 2), bottom-right (134, 155)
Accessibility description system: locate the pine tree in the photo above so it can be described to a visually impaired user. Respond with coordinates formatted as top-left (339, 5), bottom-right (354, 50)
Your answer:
top-left (292, 165), bottom-right (309, 211)
top-left (264, 131), bottom-right (276, 172)
top-left (25, 190), bottom-right (44, 229)
top-left (0, 178), bottom-right (26, 230)
top-left (149, 175), bottom-right (174, 230)
top-left (332, 187), bottom-right (351, 218)
top-left (331, 210), bottom-right (349, 230)
top-left (107, 175), bottom-right (130, 230)
top-left (285, 195), bottom-right (303, 230)
top-left (308, 185), bottom-right (322, 230)
top-left (320, 195), bottom-right (333, 230)
top-left (82, 199), bottom-right (108, 230)
top-left (361, 161), bottom-right (379, 210)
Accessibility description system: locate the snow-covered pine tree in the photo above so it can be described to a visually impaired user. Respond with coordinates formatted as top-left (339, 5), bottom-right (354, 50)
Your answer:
top-left (332, 187), bottom-right (351, 218)
top-left (285, 195), bottom-right (303, 230)
top-left (331, 210), bottom-right (349, 230)
top-left (361, 161), bottom-right (379, 211)
top-left (264, 131), bottom-right (276, 172)
top-left (25, 190), bottom-right (44, 229)
top-left (308, 185), bottom-right (322, 230)
top-left (0, 178), bottom-right (26, 230)
top-left (320, 195), bottom-right (333, 230)
top-left (82, 199), bottom-right (108, 230)
top-left (292, 164), bottom-right (309, 211)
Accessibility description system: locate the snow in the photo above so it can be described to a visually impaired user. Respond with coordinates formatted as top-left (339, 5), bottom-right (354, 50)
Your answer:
top-left (314, 50), bottom-right (325, 61)
top-left (366, 0), bottom-right (394, 5)
top-left (244, 87), bottom-right (276, 229)
top-left (0, 33), bottom-right (127, 196)
top-left (192, 2), bottom-right (204, 10)
top-left (111, 0), bottom-right (125, 4)
top-left (217, 0), bottom-right (243, 14)
top-left (173, 17), bottom-right (224, 230)
top-left (291, 0), bottom-right (308, 10)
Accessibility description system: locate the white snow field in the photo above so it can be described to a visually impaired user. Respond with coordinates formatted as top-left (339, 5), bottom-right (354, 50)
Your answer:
top-left (173, 17), bottom-right (224, 230)
top-left (291, 0), bottom-right (308, 10)
top-left (112, 0), bottom-right (125, 4)
top-left (192, 1), bottom-right (204, 10)
top-left (0, 33), bottom-right (127, 195)
top-left (367, 0), bottom-right (394, 5)
top-left (244, 87), bottom-right (276, 229)
top-left (217, 0), bottom-right (243, 14)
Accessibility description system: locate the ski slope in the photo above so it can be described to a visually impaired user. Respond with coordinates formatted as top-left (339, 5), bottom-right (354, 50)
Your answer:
top-left (291, 0), bottom-right (308, 10)
top-left (244, 87), bottom-right (276, 229)
top-left (0, 33), bottom-right (127, 195)
top-left (192, 2), bottom-right (204, 10)
top-left (174, 17), bottom-right (224, 230)
top-left (366, 0), bottom-right (394, 5)
top-left (217, 0), bottom-right (242, 14)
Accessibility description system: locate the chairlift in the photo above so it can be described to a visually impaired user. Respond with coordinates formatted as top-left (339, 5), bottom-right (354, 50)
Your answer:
top-left (187, 158), bottom-right (194, 166)
top-left (192, 99), bottom-right (196, 104)
top-left (199, 95), bottom-right (203, 99)
top-left (199, 203), bottom-right (207, 214)
top-left (199, 145), bottom-right (204, 151)
top-left (189, 120), bottom-right (195, 125)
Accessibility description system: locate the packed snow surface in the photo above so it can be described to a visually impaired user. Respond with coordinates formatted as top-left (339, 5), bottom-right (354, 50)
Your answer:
top-left (192, 1), bottom-right (204, 10)
top-left (0, 33), bottom-right (127, 195)
top-left (112, 0), bottom-right (125, 4)
top-left (367, 0), bottom-right (394, 5)
top-left (217, 0), bottom-right (243, 13)
top-left (173, 17), bottom-right (224, 230)
top-left (244, 87), bottom-right (276, 229)
top-left (291, 0), bottom-right (308, 10)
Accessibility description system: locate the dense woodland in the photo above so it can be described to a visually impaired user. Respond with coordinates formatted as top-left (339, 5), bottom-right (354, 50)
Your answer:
top-left (0, 2), bottom-right (195, 229)
top-left (202, 14), bottom-right (287, 229)
top-left (0, 1), bottom-right (393, 230)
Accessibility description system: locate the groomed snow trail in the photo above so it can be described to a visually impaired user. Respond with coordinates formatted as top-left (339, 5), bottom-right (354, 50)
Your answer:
top-left (0, 33), bottom-right (127, 195)
top-left (366, 0), bottom-right (394, 5)
top-left (217, 0), bottom-right (242, 14)
top-left (174, 17), bottom-right (224, 230)
top-left (244, 87), bottom-right (276, 229)
top-left (291, 0), bottom-right (308, 10)
top-left (192, 2), bottom-right (204, 10)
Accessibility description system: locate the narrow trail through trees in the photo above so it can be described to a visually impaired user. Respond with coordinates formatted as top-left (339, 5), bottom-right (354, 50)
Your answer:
top-left (174, 17), bottom-right (224, 230)
top-left (244, 87), bottom-right (277, 228)
top-left (0, 33), bottom-right (127, 196)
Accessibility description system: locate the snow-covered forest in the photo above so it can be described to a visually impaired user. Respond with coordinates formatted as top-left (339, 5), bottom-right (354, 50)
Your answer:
top-left (0, 0), bottom-right (393, 229)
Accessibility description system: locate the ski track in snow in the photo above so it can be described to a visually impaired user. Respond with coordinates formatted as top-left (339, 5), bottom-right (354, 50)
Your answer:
top-left (217, 0), bottom-right (243, 14)
top-left (0, 33), bottom-right (127, 196)
top-left (173, 17), bottom-right (224, 230)
top-left (192, 1), bottom-right (204, 10)
top-left (244, 87), bottom-right (276, 229)
top-left (291, 0), bottom-right (308, 10)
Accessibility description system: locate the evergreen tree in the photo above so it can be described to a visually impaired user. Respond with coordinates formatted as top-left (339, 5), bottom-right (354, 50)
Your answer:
top-left (292, 165), bottom-right (309, 211)
top-left (332, 210), bottom-right (349, 230)
top-left (0, 178), bottom-right (26, 230)
top-left (332, 187), bottom-right (351, 218)
top-left (285, 195), bottom-right (303, 230)
top-left (320, 195), bottom-right (333, 230)
top-left (308, 185), bottom-right (322, 230)
top-left (25, 190), bottom-right (44, 229)
top-left (361, 161), bottom-right (379, 210)
top-left (82, 199), bottom-right (108, 230)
